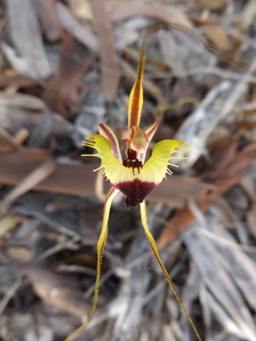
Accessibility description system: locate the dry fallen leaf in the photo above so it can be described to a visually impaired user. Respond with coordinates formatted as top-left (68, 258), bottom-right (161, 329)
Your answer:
top-left (34, 0), bottom-right (62, 42)
top-left (201, 24), bottom-right (231, 50)
top-left (1, 157), bottom-right (56, 211)
top-left (110, 2), bottom-right (193, 30)
top-left (197, 0), bottom-right (227, 10)
top-left (16, 264), bottom-right (90, 318)
top-left (6, 0), bottom-right (51, 78)
top-left (44, 35), bottom-right (91, 117)
top-left (88, 0), bottom-right (119, 101)
top-left (0, 92), bottom-right (44, 111)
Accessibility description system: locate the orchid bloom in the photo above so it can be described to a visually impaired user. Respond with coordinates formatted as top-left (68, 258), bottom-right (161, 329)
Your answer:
top-left (65, 30), bottom-right (202, 341)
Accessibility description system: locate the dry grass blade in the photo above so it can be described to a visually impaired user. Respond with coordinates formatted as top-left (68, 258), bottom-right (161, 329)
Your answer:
top-left (239, 0), bottom-right (256, 30)
top-left (175, 81), bottom-right (232, 168)
top-left (202, 229), bottom-right (256, 309)
top-left (202, 289), bottom-right (250, 340)
top-left (6, 0), bottom-right (51, 78)
top-left (176, 50), bottom-right (256, 168)
top-left (56, 2), bottom-right (99, 53)
top-left (111, 233), bottom-right (151, 341)
top-left (0, 105), bottom-right (73, 139)
top-left (183, 227), bottom-right (256, 341)
top-left (88, 0), bottom-right (119, 101)
top-left (0, 278), bottom-right (22, 315)
top-left (110, 2), bottom-right (192, 30)
top-left (0, 92), bottom-right (44, 111)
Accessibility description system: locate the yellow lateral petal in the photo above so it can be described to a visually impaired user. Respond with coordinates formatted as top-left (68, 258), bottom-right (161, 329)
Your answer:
top-left (82, 134), bottom-right (127, 184)
top-left (139, 201), bottom-right (203, 341)
top-left (142, 139), bottom-right (190, 183)
top-left (82, 134), bottom-right (189, 186)
top-left (64, 187), bottom-right (119, 341)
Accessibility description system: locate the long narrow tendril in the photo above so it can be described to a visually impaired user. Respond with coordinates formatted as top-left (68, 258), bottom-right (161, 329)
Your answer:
top-left (139, 201), bottom-right (203, 341)
top-left (64, 187), bottom-right (119, 341)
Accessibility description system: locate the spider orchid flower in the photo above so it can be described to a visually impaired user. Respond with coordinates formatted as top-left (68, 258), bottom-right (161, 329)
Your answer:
top-left (65, 32), bottom-right (202, 341)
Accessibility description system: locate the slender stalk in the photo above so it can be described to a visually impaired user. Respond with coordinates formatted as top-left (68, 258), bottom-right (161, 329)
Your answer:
top-left (64, 187), bottom-right (119, 341)
top-left (140, 200), bottom-right (203, 341)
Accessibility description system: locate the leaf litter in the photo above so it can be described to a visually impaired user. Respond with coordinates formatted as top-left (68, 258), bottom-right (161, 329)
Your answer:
top-left (0, 1), bottom-right (256, 341)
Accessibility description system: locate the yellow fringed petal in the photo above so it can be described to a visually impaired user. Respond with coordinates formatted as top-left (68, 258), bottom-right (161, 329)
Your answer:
top-left (82, 134), bottom-right (128, 183)
top-left (143, 139), bottom-right (190, 183)
top-left (83, 135), bottom-right (188, 185)
top-left (82, 135), bottom-right (189, 207)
